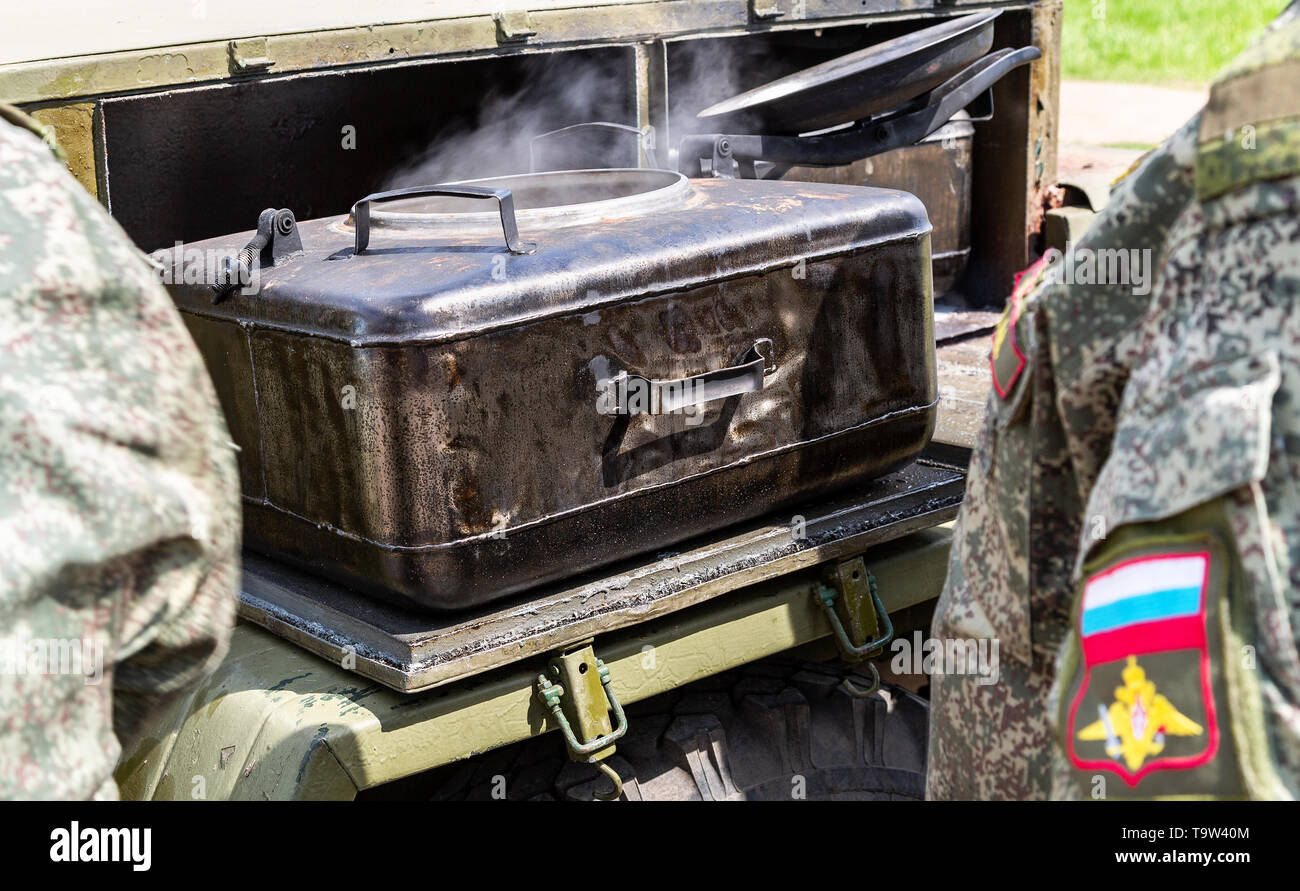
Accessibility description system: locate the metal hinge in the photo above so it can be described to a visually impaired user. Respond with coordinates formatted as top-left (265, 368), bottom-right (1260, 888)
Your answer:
top-left (494, 10), bottom-right (537, 44)
top-left (228, 37), bottom-right (274, 75)
top-left (814, 556), bottom-right (895, 698)
top-left (535, 641), bottom-right (628, 799)
top-left (750, 0), bottom-right (787, 20)
top-left (210, 207), bottom-right (303, 303)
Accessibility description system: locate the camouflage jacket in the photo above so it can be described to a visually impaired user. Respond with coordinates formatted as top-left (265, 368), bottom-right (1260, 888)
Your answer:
top-left (0, 108), bottom-right (241, 799)
top-left (929, 7), bottom-right (1300, 800)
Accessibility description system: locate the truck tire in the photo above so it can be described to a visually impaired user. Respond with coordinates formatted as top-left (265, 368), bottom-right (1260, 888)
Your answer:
top-left (388, 655), bottom-right (928, 801)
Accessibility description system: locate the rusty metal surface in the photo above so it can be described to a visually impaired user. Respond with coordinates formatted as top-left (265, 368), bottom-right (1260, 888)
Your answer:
top-left (957, 4), bottom-right (1054, 305)
top-left (1029, 0), bottom-right (1063, 238)
top-left (781, 115), bottom-right (973, 296)
top-left (28, 103), bottom-right (99, 198)
top-left (237, 458), bottom-right (964, 692)
top-left (166, 173), bottom-right (937, 611)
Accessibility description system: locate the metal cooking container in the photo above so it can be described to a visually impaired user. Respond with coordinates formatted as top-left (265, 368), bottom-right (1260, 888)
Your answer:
top-left (779, 114), bottom-right (975, 297)
top-left (164, 169), bottom-right (937, 611)
top-left (695, 11), bottom-right (999, 134)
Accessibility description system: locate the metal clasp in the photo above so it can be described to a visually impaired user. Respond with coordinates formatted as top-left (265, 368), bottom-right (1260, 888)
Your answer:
top-left (494, 10), bottom-right (537, 43)
top-left (814, 556), bottom-right (894, 663)
top-left (536, 642), bottom-right (628, 800)
top-left (228, 37), bottom-right (274, 74)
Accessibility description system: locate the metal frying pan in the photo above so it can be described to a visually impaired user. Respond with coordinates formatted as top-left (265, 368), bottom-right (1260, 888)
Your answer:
top-left (696, 10), bottom-right (1000, 135)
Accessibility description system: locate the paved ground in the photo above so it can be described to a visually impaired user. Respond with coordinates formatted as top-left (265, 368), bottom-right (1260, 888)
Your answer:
top-left (1057, 80), bottom-right (1207, 205)
top-left (1060, 80), bottom-right (1207, 148)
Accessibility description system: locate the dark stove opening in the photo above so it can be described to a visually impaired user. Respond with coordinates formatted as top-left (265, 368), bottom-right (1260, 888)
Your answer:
top-left (100, 46), bottom-right (633, 251)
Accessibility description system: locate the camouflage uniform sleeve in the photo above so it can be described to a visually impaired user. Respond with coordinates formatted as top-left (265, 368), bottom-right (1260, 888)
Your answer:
top-left (1050, 12), bottom-right (1300, 800)
top-left (0, 113), bottom-right (241, 798)
top-left (927, 116), bottom-right (1202, 801)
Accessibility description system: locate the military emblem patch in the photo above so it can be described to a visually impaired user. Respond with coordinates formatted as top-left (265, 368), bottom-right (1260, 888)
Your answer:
top-left (1065, 548), bottom-right (1224, 789)
top-left (991, 257), bottom-right (1040, 398)
top-left (990, 304), bottom-right (1025, 399)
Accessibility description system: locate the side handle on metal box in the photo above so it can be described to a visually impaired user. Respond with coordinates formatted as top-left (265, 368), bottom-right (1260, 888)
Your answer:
top-left (350, 185), bottom-right (538, 255)
top-left (597, 338), bottom-right (776, 416)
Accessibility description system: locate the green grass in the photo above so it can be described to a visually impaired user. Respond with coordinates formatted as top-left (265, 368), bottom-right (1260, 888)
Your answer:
top-left (1062, 0), bottom-right (1290, 87)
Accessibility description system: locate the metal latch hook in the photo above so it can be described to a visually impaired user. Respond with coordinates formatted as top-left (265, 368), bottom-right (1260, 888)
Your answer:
top-left (815, 557), bottom-right (895, 660)
top-left (536, 645), bottom-right (629, 800)
top-left (839, 663), bottom-right (882, 700)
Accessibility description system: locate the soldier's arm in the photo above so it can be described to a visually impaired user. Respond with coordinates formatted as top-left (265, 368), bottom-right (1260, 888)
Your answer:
top-left (0, 111), bottom-right (241, 778)
top-left (927, 108), bottom-right (1203, 801)
top-left (1050, 11), bottom-right (1300, 800)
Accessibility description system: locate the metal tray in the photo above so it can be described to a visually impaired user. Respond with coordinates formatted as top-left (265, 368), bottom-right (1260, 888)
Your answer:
top-left (695, 10), bottom-right (999, 134)
top-left (238, 458), bottom-right (965, 692)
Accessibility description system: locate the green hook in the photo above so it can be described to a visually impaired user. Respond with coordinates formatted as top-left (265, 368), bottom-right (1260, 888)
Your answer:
top-left (592, 761), bottom-right (624, 801)
top-left (815, 569), bottom-right (894, 659)
top-left (535, 658), bottom-right (629, 759)
top-left (839, 662), bottom-right (882, 699)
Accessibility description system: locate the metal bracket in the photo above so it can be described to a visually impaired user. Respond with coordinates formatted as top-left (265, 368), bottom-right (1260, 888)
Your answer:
top-left (228, 37), bottom-right (274, 75)
top-left (537, 643), bottom-right (627, 760)
top-left (814, 556), bottom-right (895, 662)
top-left (711, 135), bottom-right (738, 179)
top-left (210, 207), bottom-right (303, 303)
top-left (494, 10), bottom-right (537, 44)
top-left (536, 642), bottom-right (628, 800)
top-left (750, 2), bottom-right (787, 20)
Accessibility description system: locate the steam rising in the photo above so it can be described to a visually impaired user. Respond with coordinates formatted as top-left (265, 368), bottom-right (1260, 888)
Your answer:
top-left (383, 53), bottom-right (628, 188)
top-left (381, 28), bottom-right (890, 187)
top-left (381, 41), bottom-right (757, 188)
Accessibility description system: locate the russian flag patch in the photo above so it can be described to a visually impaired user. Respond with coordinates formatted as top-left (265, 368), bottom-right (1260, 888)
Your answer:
top-left (1065, 547), bottom-right (1222, 789)
top-left (1079, 554), bottom-right (1208, 660)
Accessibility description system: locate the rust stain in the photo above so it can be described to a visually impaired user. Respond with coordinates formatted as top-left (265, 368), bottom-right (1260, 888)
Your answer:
top-left (442, 352), bottom-right (462, 390)
top-left (451, 480), bottom-right (491, 535)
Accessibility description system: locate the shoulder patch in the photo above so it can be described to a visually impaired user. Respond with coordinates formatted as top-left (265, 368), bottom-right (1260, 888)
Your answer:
top-left (990, 258), bottom-right (1041, 398)
top-left (1059, 534), bottom-right (1242, 797)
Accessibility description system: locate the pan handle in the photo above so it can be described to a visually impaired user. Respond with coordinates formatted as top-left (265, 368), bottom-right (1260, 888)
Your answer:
top-left (597, 339), bottom-right (776, 416)
top-left (350, 185), bottom-right (538, 255)
top-left (921, 45), bottom-right (1042, 138)
top-left (680, 45), bottom-right (1042, 172)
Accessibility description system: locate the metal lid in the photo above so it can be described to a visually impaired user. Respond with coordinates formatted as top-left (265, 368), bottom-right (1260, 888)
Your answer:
top-left (167, 178), bottom-right (930, 347)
